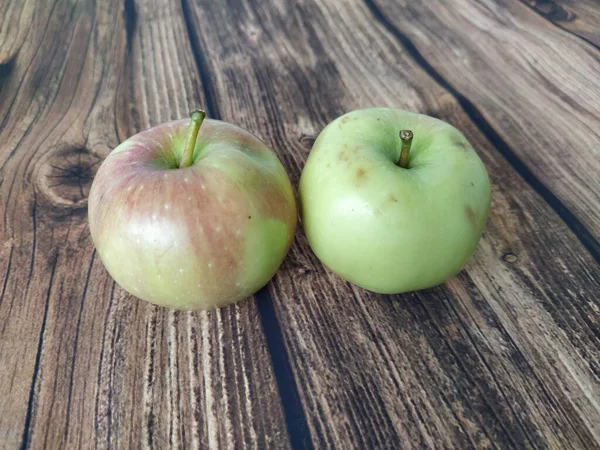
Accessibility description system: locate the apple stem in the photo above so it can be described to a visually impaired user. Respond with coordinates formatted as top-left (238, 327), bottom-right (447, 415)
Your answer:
top-left (398, 130), bottom-right (413, 169)
top-left (179, 109), bottom-right (206, 169)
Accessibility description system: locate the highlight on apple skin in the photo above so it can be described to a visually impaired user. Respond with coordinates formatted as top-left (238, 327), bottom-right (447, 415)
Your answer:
top-left (298, 108), bottom-right (491, 294)
top-left (88, 111), bottom-right (297, 310)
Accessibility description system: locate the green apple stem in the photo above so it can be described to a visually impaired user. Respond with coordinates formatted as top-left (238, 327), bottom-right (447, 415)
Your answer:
top-left (398, 129), bottom-right (413, 169)
top-left (179, 109), bottom-right (206, 169)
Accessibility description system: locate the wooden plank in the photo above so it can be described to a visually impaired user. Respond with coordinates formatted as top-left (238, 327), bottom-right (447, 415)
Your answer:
top-left (183, 0), bottom-right (600, 447)
top-left (0, 0), bottom-right (289, 448)
top-left (518, 0), bottom-right (600, 48)
top-left (366, 0), bottom-right (600, 251)
top-left (0, 0), bottom-right (35, 65)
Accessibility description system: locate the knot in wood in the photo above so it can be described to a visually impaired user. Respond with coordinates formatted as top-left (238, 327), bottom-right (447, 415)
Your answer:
top-left (535, 2), bottom-right (575, 22)
top-left (38, 145), bottom-right (102, 211)
top-left (298, 133), bottom-right (316, 150)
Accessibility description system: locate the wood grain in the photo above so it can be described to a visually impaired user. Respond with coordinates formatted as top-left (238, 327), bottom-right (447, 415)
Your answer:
top-left (518, 0), bottom-right (600, 48)
top-left (0, 0), bottom-right (34, 65)
top-left (183, 0), bottom-right (600, 447)
top-left (0, 0), bottom-right (288, 448)
top-left (1, 0), bottom-right (599, 448)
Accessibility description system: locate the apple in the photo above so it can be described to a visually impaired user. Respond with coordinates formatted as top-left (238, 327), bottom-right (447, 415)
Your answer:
top-left (298, 108), bottom-right (490, 294)
top-left (88, 110), bottom-right (297, 310)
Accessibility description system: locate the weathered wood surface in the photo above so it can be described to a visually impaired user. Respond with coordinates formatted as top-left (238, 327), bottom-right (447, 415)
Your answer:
top-left (518, 0), bottom-right (600, 48)
top-left (1, 0), bottom-right (599, 449)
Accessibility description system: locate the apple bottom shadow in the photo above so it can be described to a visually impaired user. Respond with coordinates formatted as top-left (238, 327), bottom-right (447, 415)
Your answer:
top-left (351, 276), bottom-right (469, 331)
top-left (261, 235), bottom-right (467, 333)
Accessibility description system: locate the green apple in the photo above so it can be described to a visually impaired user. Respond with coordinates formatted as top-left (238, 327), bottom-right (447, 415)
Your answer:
top-left (88, 111), bottom-right (297, 310)
top-left (299, 108), bottom-right (490, 294)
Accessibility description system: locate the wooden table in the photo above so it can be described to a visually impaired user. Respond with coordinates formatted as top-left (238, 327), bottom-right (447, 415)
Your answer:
top-left (1, 0), bottom-right (599, 448)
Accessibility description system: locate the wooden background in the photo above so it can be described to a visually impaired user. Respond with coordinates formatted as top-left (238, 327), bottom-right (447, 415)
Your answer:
top-left (1, 0), bottom-right (599, 448)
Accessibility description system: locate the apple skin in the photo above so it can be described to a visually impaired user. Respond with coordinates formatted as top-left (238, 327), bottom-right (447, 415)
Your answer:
top-left (299, 108), bottom-right (490, 294)
top-left (88, 118), bottom-right (297, 310)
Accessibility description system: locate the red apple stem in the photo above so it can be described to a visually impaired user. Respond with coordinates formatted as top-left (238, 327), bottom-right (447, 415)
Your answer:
top-left (179, 109), bottom-right (206, 169)
top-left (398, 130), bottom-right (413, 169)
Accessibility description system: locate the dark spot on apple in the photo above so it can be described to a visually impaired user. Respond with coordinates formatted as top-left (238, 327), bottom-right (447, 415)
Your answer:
top-left (248, 215), bottom-right (252, 219)
top-left (356, 167), bottom-right (367, 183)
top-left (339, 116), bottom-right (352, 129)
top-left (465, 205), bottom-right (477, 229)
top-left (470, 182), bottom-right (475, 187)
top-left (326, 162), bottom-right (331, 168)
top-left (388, 193), bottom-right (398, 203)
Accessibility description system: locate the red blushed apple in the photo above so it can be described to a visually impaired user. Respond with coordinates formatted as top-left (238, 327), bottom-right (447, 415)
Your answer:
top-left (88, 111), bottom-right (297, 310)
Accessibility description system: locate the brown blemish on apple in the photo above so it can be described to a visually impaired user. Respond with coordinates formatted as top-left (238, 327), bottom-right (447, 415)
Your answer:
top-left (465, 205), bottom-right (477, 229)
top-left (470, 182), bottom-right (475, 187)
top-left (378, 193), bottom-right (399, 212)
top-left (356, 167), bottom-right (368, 184)
top-left (338, 116), bottom-right (354, 129)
